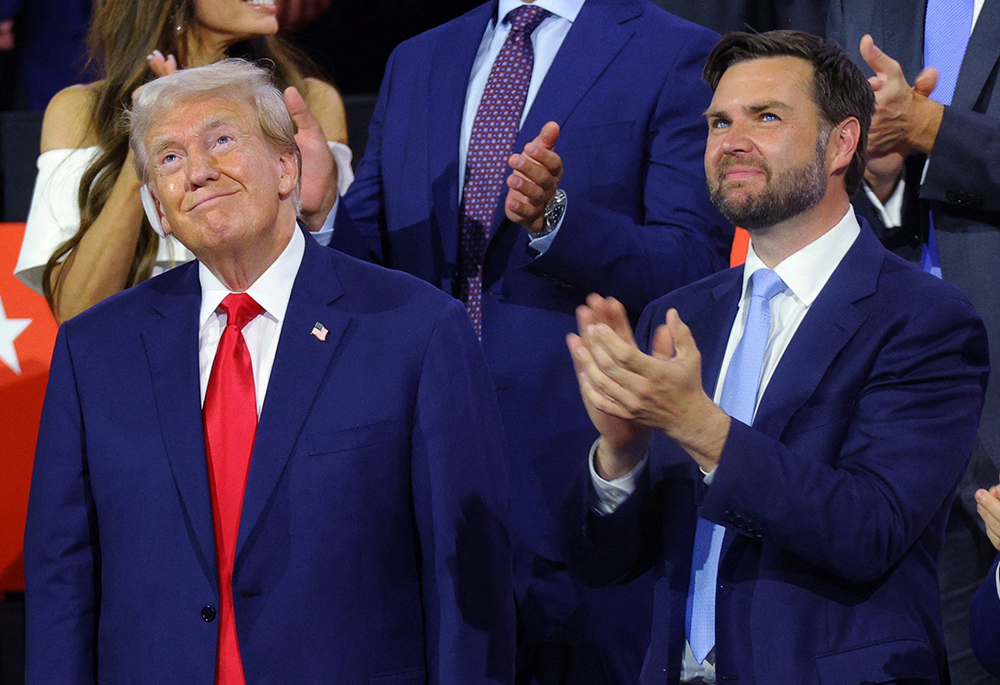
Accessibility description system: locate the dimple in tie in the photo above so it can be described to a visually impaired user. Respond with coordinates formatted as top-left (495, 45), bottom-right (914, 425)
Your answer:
top-left (203, 293), bottom-right (263, 685)
top-left (920, 0), bottom-right (974, 278)
top-left (686, 268), bottom-right (785, 664)
top-left (458, 4), bottom-right (551, 338)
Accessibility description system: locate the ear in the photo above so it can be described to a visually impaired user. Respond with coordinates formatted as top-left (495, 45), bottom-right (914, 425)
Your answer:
top-left (277, 150), bottom-right (299, 197)
top-left (149, 185), bottom-right (172, 236)
top-left (828, 117), bottom-right (861, 177)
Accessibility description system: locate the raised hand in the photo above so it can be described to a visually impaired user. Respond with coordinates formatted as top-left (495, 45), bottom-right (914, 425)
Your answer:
top-left (860, 34), bottom-right (944, 157)
top-left (505, 121), bottom-right (563, 236)
top-left (283, 85), bottom-right (337, 231)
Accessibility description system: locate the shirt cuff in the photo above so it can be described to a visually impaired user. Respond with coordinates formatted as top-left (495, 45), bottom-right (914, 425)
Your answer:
top-left (589, 439), bottom-right (648, 516)
top-left (700, 464), bottom-right (717, 485)
top-left (527, 193), bottom-right (567, 254)
top-left (329, 141), bottom-right (354, 196)
top-left (994, 556), bottom-right (999, 602)
top-left (307, 195), bottom-right (339, 247)
top-left (862, 176), bottom-right (905, 228)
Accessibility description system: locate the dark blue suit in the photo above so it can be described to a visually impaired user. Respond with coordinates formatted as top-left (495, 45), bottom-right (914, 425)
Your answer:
top-left (564, 225), bottom-right (989, 684)
top-left (971, 556), bottom-right (1000, 678)
top-left (24, 232), bottom-right (516, 684)
top-left (333, 1), bottom-right (732, 680)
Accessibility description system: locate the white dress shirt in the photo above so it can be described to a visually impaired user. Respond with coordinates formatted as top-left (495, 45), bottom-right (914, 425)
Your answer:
top-left (590, 207), bottom-right (863, 683)
top-left (459, 0), bottom-right (584, 250)
top-left (198, 223), bottom-right (304, 415)
top-left (862, 0), bottom-right (986, 227)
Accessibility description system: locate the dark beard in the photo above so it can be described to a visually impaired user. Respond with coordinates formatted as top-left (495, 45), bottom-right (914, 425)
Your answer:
top-left (708, 141), bottom-right (828, 232)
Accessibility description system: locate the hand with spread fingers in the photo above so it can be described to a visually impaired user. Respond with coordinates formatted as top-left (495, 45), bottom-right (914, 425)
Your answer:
top-left (860, 34), bottom-right (944, 158)
top-left (568, 295), bottom-right (729, 478)
top-left (976, 482), bottom-right (1000, 551)
top-left (505, 121), bottom-right (563, 236)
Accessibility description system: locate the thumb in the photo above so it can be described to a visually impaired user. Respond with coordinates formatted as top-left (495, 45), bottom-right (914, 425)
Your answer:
top-left (284, 86), bottom-right (320, 133)
top-left (537, 121), bottom-right (560, 150)
top-left (665, 309), bottom-right (697, 359)
top-left (651, 322), bottom-right (675, 360)
top-left (913, 67), bottom-right (938, 98)
top-left (859, 34), bottom-right (899, 80)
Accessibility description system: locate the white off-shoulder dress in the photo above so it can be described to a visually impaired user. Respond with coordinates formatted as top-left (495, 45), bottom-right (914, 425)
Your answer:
top-left (14, 142), bottom-right (354, 295)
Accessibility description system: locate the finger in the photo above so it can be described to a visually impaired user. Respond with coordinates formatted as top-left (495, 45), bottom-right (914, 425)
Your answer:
top-left (585, 323), bottom-right (651, 378)
top-left (859, 34), bottom-right (903, 80)
top-left (651, 323), bottom-right (675, 360)
top-left (504, 189), bottom-right (538, 220)
top-left (519, 141), bottom-right (563, 178)
top-left (509, 152), bottom-right (559, 188)
top-left (595, 296), bottom-right (634, 344)
top-left (537, 121), bottom-right (560, 149)
top-left (665, 309), bottom-right (698, 360)
top-left (570, 336), bottom-right (636, 420)
top-left (506, 170), bottom-right (548, 202)
top-left (913, 67), bottom-right (938, 98)
top-left (147, 50), bottom-right (170, 78)
top-left (976, 488), bottom-right (1000, 522)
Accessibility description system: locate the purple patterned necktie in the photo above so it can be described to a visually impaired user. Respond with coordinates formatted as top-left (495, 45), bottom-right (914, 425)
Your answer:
top-left (459, 3), bottom-right (551, 338)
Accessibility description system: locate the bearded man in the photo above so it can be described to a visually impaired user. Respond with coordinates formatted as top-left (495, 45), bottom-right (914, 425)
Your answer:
top-left (561, 30), bottom-right (989, 685)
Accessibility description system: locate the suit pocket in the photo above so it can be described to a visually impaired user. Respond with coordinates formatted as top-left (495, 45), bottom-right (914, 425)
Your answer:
top-left (370, 666), bottom-right (426, 684)
top-left (814, 638), bottom-right (937, 684)
top-left (308, 419), bottom-right (400, 456)
top-left (557, 120), bottom-right (635, 152)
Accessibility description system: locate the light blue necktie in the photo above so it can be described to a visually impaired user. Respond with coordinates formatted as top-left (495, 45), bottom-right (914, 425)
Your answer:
top-left (920, 0), bottom-right (974, 278)
top-left (686, 268), bottom-right (786, 664)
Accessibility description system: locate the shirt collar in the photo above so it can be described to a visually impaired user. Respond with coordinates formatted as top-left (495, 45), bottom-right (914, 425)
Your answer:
top-left (742, 205), bottom-right (861, 307)
top-left (198, 222), bottom-right (305, 329)
top-left (497, 0), bottom-right (585, 24)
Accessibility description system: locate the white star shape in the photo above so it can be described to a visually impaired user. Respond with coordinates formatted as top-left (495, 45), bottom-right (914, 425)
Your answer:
top-left (0, 294), bottom-right (31, 375)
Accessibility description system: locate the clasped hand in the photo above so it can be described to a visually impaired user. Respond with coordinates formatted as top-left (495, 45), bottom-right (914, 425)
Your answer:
top-left (566, 294), bottom-right (729, 479)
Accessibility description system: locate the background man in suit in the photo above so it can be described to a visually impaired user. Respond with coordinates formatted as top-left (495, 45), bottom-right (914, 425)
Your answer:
top-left (330, 1), bottom-right (733, 681)
top-left (827, 2), bottom-right (1000, 681)
top-left (23, 60), bottom-right (515, 685)
top-left (564, 31), bottom-right (988, 684)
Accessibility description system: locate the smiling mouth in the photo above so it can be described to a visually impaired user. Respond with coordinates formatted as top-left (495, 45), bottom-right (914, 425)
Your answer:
top-left (189, 191), bottom-right (237, 211)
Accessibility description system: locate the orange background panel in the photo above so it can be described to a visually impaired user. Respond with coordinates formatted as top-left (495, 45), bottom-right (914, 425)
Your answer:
top-left (730, 227), bottom-right (749, 267)
top-left (0, 222), bottom-right (58, 593)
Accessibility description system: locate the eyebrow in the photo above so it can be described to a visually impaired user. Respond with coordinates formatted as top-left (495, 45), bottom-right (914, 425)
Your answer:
top-left (703, 100), bottom-right (793, 118)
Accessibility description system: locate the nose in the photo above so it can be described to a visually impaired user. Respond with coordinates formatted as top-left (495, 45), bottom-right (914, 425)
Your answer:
top-left (717, 118), bottom-right (754, 156)
top-left (185, 148), bottom-right (220, 187)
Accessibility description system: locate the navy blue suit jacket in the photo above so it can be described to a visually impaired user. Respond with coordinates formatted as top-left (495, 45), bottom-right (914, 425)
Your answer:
top-left (971, 555), bottom-right (1000, 677)
top-left (24, 232), bottom-right (516, 684)
top-left (564, 224), bottom-right (989, 685)
top-left (333, 1), bottom-right (732, 680)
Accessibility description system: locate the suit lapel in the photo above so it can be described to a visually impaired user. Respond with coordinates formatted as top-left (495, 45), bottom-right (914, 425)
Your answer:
top-left (881, 0), bottom-right (926, 80)
top-left (428, 1), bottom-right (497, 266)
top-left (751, 225), bottom-right (882, 440)
top-left (953, 0), bottom-right (1000, 110)
top-left (235, 237), bottom-right (353, 562)
top-left (486, 0), bottom-right (641, 244)
top-left (141, 264), bottom-right (218, 588)
top-left (687, 272), bottom-right (744, 401)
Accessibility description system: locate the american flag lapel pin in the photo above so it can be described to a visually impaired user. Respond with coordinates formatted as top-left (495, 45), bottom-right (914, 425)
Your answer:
top-left (311, 322), bottom-right (329, 342)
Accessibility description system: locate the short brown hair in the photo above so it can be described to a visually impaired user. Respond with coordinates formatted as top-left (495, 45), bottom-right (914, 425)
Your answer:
top-left (703, 31), bottom-right (874, 197)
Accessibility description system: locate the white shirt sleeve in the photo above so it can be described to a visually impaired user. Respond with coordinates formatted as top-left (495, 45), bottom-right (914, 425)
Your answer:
top-left (994, 555), bottom-right (999, 601)
top-left (14, 147), bottom-right (99, 295)
top-left (588, 440), bottom-right (648, 516)
top-left (861, 177), bottom-right (906, 228)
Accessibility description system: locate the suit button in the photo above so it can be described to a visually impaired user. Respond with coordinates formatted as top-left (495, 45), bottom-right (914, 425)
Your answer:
top-left (201, 605), bottom-right (217, 622)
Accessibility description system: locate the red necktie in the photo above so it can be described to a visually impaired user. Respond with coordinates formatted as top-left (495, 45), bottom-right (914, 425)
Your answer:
top-left (203, 293), bottom-right (262, 685)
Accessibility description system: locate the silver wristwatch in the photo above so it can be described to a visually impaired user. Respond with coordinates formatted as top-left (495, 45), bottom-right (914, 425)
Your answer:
top-left (532, 188), bottom-right (567, 239)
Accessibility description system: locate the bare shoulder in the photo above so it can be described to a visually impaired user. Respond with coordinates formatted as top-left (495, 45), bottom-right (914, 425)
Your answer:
top-left (40, 83), bottom-right (100, 152)
top-left (302, 77), bottom-right (348, 144)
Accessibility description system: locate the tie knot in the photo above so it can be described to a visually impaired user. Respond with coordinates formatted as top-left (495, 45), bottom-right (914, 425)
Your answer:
top-left (749, 268), bottom-right (785, 303)
top-left (219, 293), bottom-right (262, 331)
top-left (506, 4), bottom-right (551, 35)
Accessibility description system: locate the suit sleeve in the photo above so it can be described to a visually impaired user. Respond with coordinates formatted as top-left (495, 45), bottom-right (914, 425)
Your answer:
top-left (23, 326), bottom-right (99, 684)
top-left (920, 107), bottom-right (1000, 214)
top-left (410, 299), bottom-right (515, 685)
top-left (522, 27), bottom-right (733, 315)
top-left (328, 52), bottom-right (396, 264)
top-left (700, 293), bottom-right (989, 583)
top-left (970, 555), bottom-right (1000, 677)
